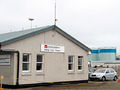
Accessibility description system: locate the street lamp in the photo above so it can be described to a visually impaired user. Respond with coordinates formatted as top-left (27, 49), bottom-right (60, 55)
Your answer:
top-left (29, 18), bottom-right (34, 29)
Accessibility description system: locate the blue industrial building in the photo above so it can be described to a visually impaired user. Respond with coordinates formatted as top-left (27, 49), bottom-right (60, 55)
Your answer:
top-left (88, 47), bottom-right (117, 66)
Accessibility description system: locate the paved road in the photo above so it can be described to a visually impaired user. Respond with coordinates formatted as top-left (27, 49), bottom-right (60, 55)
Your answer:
top-left (5, 81), bottom-right (120, 90)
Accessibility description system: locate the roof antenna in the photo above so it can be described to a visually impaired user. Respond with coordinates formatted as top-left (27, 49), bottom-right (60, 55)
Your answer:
top-left (29, 18), bottom-right (34, 29)
top-left (54, 0), bottom-right (57, 27)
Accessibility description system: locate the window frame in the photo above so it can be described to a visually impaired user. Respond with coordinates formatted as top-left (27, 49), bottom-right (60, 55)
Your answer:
top-left (36, 54), bottom-right (44, 72)
top-left (22, 53), bottom-right (30, 72)
top-left (68, 55), bottom-right (74, 71)
top-left (78, 56), bottom-right (83, 71)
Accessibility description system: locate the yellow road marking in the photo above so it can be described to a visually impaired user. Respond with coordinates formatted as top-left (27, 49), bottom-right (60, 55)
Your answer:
top-left (94, 82), bottom-right (104, 84)
top-left (77, 83), bottom-right (87, 85)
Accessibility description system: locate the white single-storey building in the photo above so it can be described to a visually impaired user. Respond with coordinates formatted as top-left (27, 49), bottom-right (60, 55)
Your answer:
top-left (0, 25), bottom-right (90, 87)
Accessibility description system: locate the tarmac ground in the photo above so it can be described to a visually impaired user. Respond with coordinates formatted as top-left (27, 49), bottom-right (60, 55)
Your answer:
top-left (4, 80), bottom-right (120, 90)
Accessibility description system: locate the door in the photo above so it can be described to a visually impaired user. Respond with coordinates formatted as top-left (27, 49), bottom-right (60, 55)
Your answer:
top-left (105, 69), bottom-right (111, 80)
top-left (110, 69), bottom-right (115, 80)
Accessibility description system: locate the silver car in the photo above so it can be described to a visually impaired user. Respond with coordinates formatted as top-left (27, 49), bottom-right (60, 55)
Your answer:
top-left (89, 68), bottom-right (117, 81)
top-left (88, 68), bottom-right (95, 79)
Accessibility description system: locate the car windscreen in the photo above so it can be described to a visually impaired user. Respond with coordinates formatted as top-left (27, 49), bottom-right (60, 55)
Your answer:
top-left (95, 69), bottom-right (106, 73)
top-left (89, 69), bottom-right (94, 72)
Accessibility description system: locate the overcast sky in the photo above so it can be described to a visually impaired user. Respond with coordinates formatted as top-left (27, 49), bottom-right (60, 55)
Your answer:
top-left (0, 0), bottom-right (120, 53)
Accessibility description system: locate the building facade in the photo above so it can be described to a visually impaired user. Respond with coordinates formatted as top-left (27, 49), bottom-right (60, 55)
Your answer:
top-left (0, 25), bottom-right (90, 86)
top-left (88, 47), bottom-right (116, 67)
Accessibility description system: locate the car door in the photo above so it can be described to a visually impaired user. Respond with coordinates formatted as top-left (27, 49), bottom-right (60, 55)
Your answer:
top-left (110, 69), bottom-right (115, 80)
top-left (105, 69), bottom-right (111, 80)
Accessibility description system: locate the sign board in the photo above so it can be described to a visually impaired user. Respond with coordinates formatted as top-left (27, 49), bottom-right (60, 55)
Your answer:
top-left (41, 44), bottom-right (64, 52)
top-left (0, 55), bottom-right (10, 65)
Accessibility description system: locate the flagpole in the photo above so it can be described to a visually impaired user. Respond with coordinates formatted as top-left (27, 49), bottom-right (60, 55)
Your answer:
top-left (54, 0), bottom-right (56, 26)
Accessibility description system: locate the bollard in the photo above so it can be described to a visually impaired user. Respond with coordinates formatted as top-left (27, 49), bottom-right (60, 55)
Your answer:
top-left (117, 75), bottom-right (120, 83)
top-left (0, 73), bottom-right (4, 90)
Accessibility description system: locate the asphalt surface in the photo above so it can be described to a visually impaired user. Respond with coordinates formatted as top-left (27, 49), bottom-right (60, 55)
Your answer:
top-left (5, 81), bottom-right (120, 90)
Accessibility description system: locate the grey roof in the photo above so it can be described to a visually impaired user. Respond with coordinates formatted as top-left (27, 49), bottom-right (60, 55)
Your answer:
top-left (0, 25), bottom-right (90, 51)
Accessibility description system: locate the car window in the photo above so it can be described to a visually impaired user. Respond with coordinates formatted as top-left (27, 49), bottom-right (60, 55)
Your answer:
top-left (110, 69), bottom-right (114, 73)
top-left (89, 69), bottom-right (94, 72)
top-left (95, 69), bottom-right (106, 73)
top-left (106, 70), bottom-right (110, 73)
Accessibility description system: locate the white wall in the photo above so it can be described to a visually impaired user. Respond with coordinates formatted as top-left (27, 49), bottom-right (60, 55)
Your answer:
top-left (2, 29), bottom-right (88, 85)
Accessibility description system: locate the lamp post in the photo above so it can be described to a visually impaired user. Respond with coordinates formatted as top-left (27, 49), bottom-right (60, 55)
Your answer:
top-left (29, 18), bottom-right (34, 29)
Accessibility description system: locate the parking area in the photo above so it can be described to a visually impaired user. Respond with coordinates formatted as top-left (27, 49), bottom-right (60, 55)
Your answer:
top-left (5, 81), bottom-right (120, 90)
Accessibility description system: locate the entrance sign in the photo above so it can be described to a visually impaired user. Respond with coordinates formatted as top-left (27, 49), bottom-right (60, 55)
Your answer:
top-left (0, 55), bottom-right (10, 65)
top-left (41, 44), bottom-right (64, 52)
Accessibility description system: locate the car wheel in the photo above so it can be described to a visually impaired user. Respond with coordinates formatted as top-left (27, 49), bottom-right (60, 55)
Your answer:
top-left (102, 76), bottom-right (106, 81)
top-left (113, 76), bottom-right (117, 81)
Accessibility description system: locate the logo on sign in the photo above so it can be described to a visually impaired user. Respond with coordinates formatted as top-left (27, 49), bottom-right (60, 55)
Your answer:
top-left (44, 45), bottom-right (48, 48)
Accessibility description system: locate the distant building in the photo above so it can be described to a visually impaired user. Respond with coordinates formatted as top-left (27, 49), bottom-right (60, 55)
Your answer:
top-left (88, 47), bottom-right (117, 67)
top-left (89, 47), bottom-right (116, 62)
top-left (116, 55), bottom-right (120, 60)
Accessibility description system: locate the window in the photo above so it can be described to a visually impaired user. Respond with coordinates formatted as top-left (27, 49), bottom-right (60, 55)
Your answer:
top-left (22, 54), bottom-right (29, 71)
top-left (110, 69), bottom-right (115, 73)
top-left (78, 56), bottom-right (83, 70)
top-left (68, 56), bottom-right (74, 71)
top-left (0, 55), bottom-right (10, 65)
top-left (106, 70), bottom-right (110, 73)
top-left (36, 55), bottom-right (43, 71)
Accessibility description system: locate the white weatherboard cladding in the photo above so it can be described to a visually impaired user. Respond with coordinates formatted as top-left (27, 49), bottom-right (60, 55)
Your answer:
top-left (41, 44), bottom-right (64, 52)
top-left (0, 55), bottom-right (10, 65)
